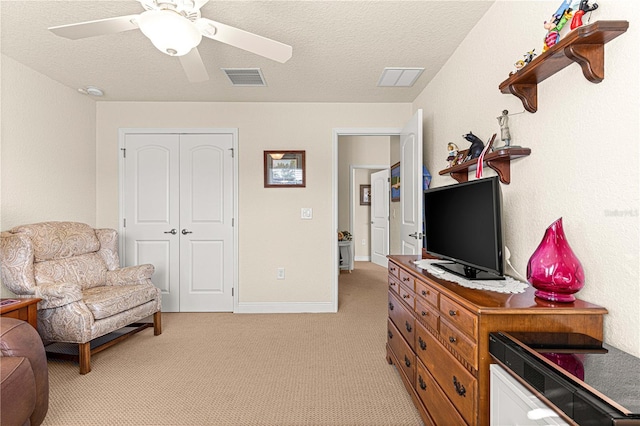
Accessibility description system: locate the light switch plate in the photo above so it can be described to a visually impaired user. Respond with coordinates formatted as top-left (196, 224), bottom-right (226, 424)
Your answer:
top-left (301, 208), bottom-right (313, 219)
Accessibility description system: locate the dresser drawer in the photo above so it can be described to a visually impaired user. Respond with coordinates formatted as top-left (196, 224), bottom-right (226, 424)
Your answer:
top-left (388, 274), bottom-right (401, 294)
top-left (415, 298), bottom-right (439, 331)
top-left (440, 319), bottom-right (478, 369)
top-left (399, 269), bottom-right (414, 289)
top-left (416, 360), bottom-right (467, 426)
top-left (420, 328), bottom-right (477, 425)
top-left (387, 319), bottom-right (416, 387)
top-left (415, 280), bottom-right (439, 307)
top-left (440, 295), bottom-right (477, 340)
top-left (388, 291), bottom-right (415, 348)
top-left (414, 322), bottom-right (432, 365)
top-left (398, 283), bottom-right (415, 309)
top-left (388, 261), bottom-right (400, 279)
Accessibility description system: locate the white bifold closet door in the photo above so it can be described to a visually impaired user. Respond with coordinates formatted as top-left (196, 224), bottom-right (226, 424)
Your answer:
top-left (123, 132), bottom-right (234, 312)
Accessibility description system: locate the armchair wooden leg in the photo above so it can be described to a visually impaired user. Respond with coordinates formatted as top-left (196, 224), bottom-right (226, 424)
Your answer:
top-left (79, 342), bottom-right (91, 374)
top-left (153, 311), bottom-right (162, 336)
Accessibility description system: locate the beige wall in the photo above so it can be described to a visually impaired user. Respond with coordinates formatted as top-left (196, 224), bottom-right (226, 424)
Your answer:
top-left (414, 1), bottom-right (640, 356)
top-left (338, 135), bottom-right (391, 260)
top-left (1, 55), bottom-right (97, 296)
top-left (96, 103), bottom-right (410, 308)
top-left (1, 55), bottom-right (97, 231)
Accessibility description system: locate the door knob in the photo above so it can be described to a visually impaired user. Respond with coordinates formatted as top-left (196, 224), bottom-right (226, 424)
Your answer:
top-left (164, 229), bottom-right (177, 235)
top-left (181, 229), bottom-right (193, 235)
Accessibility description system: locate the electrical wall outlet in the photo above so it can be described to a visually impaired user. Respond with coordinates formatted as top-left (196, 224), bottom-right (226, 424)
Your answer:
top-left (301, 208), bottom-right (312, 219)
top-left (361, 239), bottom-right (366, 245)
top-left (277, 267), bottom-right (285, 280)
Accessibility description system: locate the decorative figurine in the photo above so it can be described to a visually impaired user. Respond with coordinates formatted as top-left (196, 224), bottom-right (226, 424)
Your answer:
top-left (462, 132), bottom-right (485, 159)
top-left (543, 0), bottom-right (574, 52)
top-left (510, 59), bottom-right (525, 76)
top-left (446, 143), bottom-right (459, 167)
top-left (497, 110), bottom-right (512, 148)
top-left (523, 49), bottom-right (537, 65)
top-left (571, 0), bottom-right (598, 30)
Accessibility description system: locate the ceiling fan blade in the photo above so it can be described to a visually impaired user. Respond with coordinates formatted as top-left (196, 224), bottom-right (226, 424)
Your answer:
top-left (179, 48), bottom-right (209, 82)
top-left (197, 18), bottom-right (292, 63)
top-left (49, 15), bottom-right (140, 40)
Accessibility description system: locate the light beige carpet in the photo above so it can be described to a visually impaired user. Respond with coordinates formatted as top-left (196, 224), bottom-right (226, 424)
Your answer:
top-left (43, 262), bottom-right (423, 425)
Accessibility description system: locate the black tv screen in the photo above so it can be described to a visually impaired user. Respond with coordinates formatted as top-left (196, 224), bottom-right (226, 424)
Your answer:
top-left (424, 176), bottom-right (504, 280)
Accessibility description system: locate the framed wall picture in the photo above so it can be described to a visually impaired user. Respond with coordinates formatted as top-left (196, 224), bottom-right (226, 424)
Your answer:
top-left (264, 151), bottom-right (306, 188)
top-left (360, 185), bottom-right (371, 206)
top-left (390, 162), bottom-right (400, 202)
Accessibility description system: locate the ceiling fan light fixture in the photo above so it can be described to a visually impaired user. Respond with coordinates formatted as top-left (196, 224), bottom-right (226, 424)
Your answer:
top-left (138, 10), bottom-right (202, 56)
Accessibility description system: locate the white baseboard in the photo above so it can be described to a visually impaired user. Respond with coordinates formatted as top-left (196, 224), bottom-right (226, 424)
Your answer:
top-left (354, 256), bottom-right (370, 261)
top-left (235, 301), bottom-right (336, 314)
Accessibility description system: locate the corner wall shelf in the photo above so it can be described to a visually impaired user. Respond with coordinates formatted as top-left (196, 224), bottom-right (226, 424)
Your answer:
top-left (499, 20), bottom-right (628, 113)
top-left (439, 147), bottom-right (531, 185)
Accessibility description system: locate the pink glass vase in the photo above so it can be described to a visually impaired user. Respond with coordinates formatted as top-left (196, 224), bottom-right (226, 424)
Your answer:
top-left (526, 218), bottom-right (585, 303)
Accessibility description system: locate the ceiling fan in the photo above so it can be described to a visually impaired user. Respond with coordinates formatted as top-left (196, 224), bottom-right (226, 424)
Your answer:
top-left (48, 0), bottom-right (293, 83)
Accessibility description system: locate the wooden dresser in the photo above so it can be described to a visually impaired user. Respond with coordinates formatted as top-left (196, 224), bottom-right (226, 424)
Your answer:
top-left (386, 255), bottom-right (607, 426)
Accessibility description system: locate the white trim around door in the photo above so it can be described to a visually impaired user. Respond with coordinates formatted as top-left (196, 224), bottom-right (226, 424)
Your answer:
top-left (118, 128), bottom-right (239, 312)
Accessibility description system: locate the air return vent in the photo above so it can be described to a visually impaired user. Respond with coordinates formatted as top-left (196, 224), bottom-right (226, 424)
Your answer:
top-left (377, 67), bottom-right (424, 87)
top-left (221, 68), bottom-right (267, 86)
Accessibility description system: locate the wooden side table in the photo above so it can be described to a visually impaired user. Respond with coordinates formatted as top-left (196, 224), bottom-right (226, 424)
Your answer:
top-left (1, 298), bottom-right (40, 329)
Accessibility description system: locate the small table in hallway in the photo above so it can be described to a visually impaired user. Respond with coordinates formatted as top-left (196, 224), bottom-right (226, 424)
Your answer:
top-left (338, 240), bottom-right (354, 272)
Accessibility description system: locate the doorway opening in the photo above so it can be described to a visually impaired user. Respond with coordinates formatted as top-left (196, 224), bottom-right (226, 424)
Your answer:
top-left (332, 128), bottom-right (402, 312)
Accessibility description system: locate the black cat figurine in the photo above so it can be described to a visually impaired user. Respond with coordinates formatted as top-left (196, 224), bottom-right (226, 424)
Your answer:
top-left (463, 132), bottom-right (485, 159)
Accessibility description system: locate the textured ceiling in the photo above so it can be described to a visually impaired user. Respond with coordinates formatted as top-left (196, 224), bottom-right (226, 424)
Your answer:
top-left (1, 0), bottom-right (494, 102)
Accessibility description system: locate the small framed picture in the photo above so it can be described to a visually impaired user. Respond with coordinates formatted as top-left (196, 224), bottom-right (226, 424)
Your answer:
top-left (264, 151), bottom-right (305, 188)
top-left (390, 162), bottom-right (400, 202)
top-left (360, 185), bottom-right (371, 206)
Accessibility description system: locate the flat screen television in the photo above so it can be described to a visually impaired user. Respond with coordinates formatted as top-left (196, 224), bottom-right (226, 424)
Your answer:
top-left (424, 176), bottom-right (504, 280)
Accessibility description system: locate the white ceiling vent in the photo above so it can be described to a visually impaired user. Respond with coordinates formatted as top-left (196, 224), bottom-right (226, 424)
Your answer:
top-left (377, 67), bottom-right (425, 87)
top-left (221, 68), bottom-right (267, 86)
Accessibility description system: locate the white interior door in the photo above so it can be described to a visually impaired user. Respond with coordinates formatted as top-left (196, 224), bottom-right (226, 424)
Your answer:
top-left (124, 134), bottom-right (181, 312)
top-left (400, 109), bottom-right (424, 255)
top-left (123, 131), bottom-right (235, 312)
top-left (179, 134), bottom-right (234, 312)
top-left (370, 169), bottom-right (389, 267)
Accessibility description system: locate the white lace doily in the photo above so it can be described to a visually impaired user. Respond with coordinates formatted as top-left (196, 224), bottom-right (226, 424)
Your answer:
top-left (412, 259), bottom-right (529, 294)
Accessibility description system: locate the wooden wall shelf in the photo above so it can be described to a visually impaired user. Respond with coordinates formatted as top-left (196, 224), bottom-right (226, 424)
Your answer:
top-left (439, 147), bottom-right (531, 184)
top-left (499, 20), bottom-right (628, 113)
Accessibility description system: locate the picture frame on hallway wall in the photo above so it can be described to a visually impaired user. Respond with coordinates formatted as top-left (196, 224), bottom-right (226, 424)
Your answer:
top-left (360, 185), bottom-right (371, 206)
top-left (390, 162), bottom-right (400, 202)
top-left (264, 151), bottom-right (306, 188)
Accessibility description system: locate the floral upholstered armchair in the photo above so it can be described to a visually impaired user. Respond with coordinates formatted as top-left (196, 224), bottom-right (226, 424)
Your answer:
top-left (0, 221), bottom-right (162, 374)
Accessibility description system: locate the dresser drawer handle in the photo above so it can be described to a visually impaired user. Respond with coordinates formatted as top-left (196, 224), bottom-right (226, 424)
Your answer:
top-left (449, 336), bottom-right (457, 344)
top-left (403, 277), bottom-right (411, 282)
top-left (421, 310), bottom-right (428, 317)
top-left (389, 282), bottom-right (396, 287)
top-left (421, 290), bottom-right (429, 296)
top-left (390, 267), bottom-right (396, 272)
top-left (418, 336), bottom-right (427, 351)
top-left (449, 309), bottom-right (457, 316)
top-left (453, 376), bottom-right (466, 397)
top-left (402, 293), bottom-right (410, 299)
top-left (388, 330), bottom-right (393, 339)
top-left (405, 321), bottom-right (412, 333)
top-left (388, 302), bottom-right (394, 311)
top-left (404, 355), bottom-right (411, 368)
top-left (418, 375), bottom-right (427, 391)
